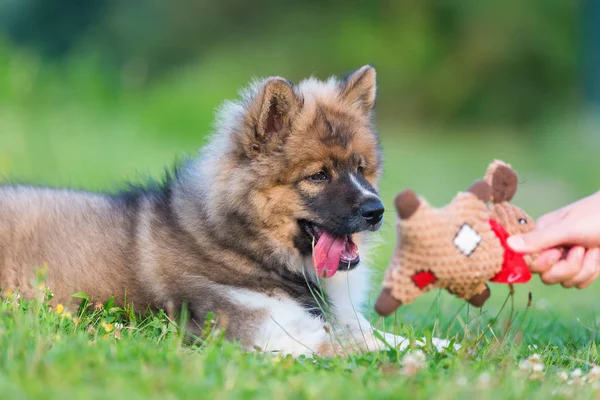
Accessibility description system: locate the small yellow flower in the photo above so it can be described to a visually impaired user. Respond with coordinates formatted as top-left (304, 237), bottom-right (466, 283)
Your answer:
top-left (61, 312), bottom-right (72, 320)
top-left (101, 321), bottom-right (114, 333)
top-left (5, 288), bottom-right (13, 297)
top-left (55, 304), bottom-right (64, 314)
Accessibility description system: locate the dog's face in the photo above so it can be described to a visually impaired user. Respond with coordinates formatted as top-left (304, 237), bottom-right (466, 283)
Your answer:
top-left (287, 98), bottom-right (384, 276)
top-left (225, 66), bottom-right (383, 276)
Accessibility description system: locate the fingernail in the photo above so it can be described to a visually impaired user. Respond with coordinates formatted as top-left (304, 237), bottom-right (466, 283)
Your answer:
top-left (507, 236), bottom-right (525, 251)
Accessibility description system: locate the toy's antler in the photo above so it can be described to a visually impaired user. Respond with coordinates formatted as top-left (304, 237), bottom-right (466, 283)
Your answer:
top-left (486, 160), bottom-right (518, 203)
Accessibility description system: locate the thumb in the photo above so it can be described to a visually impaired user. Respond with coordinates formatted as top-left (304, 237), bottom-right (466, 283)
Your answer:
top-left (507, 225), bottom-right (570, 253)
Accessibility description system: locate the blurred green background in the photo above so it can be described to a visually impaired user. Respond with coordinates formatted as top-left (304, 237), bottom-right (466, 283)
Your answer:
top-left (1, 1), bottom-right (600, 334)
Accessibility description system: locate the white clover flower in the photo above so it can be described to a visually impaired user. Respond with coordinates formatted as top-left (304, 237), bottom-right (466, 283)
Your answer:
top-left (528, 354), bottom-right (542, 364)
top-left (400, 350), bottom-right (427, 377)
top-left (518, 360), bottom-right (531, 373)
top-left (569, 369), bottom-right (586, 387)
top-left (587, 366), bottom-right (600, 383)
top-left (532, 363), bottom-right (545, 373)
top-left (558, 371), bottom-right (569, 382)
top-left (517, 354), bottom-right (545, 381)
top-left (529, 363), bottom-right (545, 381)
top-left (478, 372), bottom-right (492, 388)
top-left (456, 376), bottom-right (468, 387)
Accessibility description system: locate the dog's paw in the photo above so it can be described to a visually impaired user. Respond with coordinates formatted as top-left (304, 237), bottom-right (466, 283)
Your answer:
top-left (430, 337), bottom-right (461, 352)
top-left (408, 337), bottom-right (460, 353)
top-left (371, 330), bottom-right (460, 353)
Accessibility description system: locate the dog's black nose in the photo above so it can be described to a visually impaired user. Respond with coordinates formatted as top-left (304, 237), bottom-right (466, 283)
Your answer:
top-left (360, 200), bottom-right (384, 225)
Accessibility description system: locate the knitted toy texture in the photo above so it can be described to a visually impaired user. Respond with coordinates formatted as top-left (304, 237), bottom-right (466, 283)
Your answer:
top-left (375, 161), bottom-right (536, 317)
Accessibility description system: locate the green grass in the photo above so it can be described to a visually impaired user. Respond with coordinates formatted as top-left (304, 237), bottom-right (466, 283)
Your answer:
top-left (2, 46), bottom-right (600, 399)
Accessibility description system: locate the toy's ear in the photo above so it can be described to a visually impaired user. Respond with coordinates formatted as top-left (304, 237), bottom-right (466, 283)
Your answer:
top-left (467, 180), bottom-right (492, 202)
top-left (395, 190), bottom-right (420, 219)
top-left (485, 160), bottom-right (518, 203)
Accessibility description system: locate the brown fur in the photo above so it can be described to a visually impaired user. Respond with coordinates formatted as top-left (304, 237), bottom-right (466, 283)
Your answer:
top-left (374, 161), bottom-right (536, 316)
top-left (0, 66), bottom-right (388, 353)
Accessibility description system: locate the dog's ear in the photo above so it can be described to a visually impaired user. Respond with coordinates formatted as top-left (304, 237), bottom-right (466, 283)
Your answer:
top-left (341, 65), bottom-right (377, 113)
top-left (253, 77), bottom-right (301, 144)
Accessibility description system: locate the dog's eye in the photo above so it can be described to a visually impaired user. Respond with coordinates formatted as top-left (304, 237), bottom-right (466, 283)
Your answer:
top-left (307, 171), bottom-right (329, 182)
top-left (518, 218), bottom-right (527, 225)
top-left (357, 166), bottom-right (365, 175)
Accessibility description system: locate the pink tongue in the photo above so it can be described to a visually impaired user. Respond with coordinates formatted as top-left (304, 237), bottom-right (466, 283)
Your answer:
top-left (313, 232), bottom-right (345, 278)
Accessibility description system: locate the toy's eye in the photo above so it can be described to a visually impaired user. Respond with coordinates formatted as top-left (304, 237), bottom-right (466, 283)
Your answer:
top-left (518, 218), bottom-right (527, 225)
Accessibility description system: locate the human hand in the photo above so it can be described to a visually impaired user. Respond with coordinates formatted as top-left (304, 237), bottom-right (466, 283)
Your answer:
top-left (507, 191), bottom-right (600, 288)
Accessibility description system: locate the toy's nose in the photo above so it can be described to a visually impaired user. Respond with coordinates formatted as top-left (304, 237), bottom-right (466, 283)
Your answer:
top-left (360, 200), bottom-right (384, 226)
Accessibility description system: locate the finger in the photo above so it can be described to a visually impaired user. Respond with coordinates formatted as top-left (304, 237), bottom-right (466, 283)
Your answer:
top-left (540, 246), bottom-right (585, 285)
top-left (531, 248), bottom-right (564, 273)
top-left (562, 248), bottom-right (600, 288)
top-left (536, 212), bottom-right (563, 230)
top-left (576, 249), bottom-right (600, 289)
top-left (507, 223), bottom-right (574, 254)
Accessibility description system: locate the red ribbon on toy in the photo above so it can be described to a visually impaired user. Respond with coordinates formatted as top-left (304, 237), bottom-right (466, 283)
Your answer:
top-left (488, 219), bottom-right (532, 284)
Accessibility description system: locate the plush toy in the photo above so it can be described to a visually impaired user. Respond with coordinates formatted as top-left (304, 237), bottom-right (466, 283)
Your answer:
top-left (375, 160), bottom-right (536, 317)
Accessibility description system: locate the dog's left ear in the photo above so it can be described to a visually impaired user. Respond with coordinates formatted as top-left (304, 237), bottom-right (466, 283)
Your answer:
top-left (341, 65), bottom-right (377, 113)
top-left (254, 77), bottom-right (301, 143)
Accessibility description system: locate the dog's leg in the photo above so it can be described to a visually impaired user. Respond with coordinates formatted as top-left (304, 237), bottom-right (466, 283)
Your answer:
top-left (219, 287), bottom-right (348, 357)
top-left (220, 287), bottom-right (457, 357)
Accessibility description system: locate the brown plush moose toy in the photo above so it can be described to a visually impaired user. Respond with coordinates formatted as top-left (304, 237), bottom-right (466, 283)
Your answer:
top-left (375, 160), bottom-right (536, 317)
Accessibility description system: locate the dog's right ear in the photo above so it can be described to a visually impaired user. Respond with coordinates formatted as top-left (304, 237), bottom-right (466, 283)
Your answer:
top-left (341, 65), bottom-right (377, 113)
top-left (250, 77), bottom-right (301, 150)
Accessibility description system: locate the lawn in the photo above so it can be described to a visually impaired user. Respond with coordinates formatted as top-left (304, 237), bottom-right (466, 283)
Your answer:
top-left (1, 52), bottom-right (600, 399)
